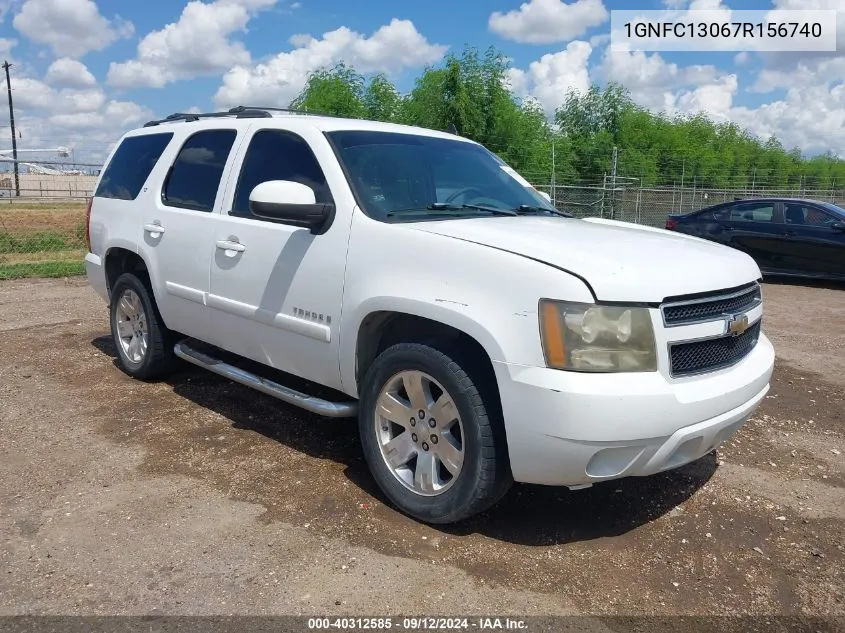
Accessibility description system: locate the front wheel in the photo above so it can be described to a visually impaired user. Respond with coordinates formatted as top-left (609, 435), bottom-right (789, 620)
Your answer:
top-left (358, 342), bottom-right (512, 524)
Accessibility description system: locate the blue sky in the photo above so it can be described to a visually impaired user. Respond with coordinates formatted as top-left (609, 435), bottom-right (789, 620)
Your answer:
top-left (0, 0), bottom-right (843, 162)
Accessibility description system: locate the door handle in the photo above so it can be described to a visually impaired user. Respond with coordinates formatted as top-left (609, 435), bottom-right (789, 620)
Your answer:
top-left (216, 239), bottom-right (246, 253)
top-left (143, 223), bottom-right (165, 235)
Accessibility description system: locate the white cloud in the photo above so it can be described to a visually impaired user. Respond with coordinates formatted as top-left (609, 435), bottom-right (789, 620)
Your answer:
top-left (12, 76), bottom-right (54, 109)
top-left (107, 0), bottom-right (277, 89)
top-left (489, 0), bottom-right (608, 44)
top-left (103, 100), bottom-right (151, 127)
top-left (45, 58), bottom-right (96, 88)
top-left (214, 18), bottom-right (447, 107)
top-left (596, 44), bottom-right (721, 111)
top-left (0, 37), bottom-right (15, 58)
top-left (12, 74), bottom-right (104, 114)
top-left (675, 75), bottom-right (737, 118)
top-left (13, 0), bottom-right (134, 58)
top-left (730, 83), bottom-right (845, 155)
top-left (506, 41), bottom-right (593, 115)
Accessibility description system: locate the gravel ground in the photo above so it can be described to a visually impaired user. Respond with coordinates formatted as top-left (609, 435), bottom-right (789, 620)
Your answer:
top-left (0, 277), bottom-right (843, 623)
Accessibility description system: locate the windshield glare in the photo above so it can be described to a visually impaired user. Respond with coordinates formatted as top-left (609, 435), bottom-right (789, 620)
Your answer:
top-left (819, 201), bottom-right (845, 217)
top-left (326, 130), bottom-right (555, 220)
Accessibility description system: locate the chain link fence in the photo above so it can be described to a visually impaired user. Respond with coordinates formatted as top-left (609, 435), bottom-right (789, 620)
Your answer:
top-left (0, 164), bottom-right (97, 280)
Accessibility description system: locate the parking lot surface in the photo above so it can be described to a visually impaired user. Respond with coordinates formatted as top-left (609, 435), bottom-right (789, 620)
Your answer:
top-left (1, 277), bottom-right (843, 618)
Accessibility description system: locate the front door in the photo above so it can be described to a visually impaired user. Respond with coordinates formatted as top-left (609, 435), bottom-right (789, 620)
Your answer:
top-left (207, 126), bottom-right (350, 391)
top-left (778, 202), bottom-right (845, 277)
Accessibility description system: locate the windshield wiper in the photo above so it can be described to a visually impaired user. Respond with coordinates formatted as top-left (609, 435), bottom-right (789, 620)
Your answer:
top-left (387, 203), bottom-right (517, 218)
top-left (515, 204), bottom-right (573, 217)
top-left (450, 203), bottom-right (517, 216)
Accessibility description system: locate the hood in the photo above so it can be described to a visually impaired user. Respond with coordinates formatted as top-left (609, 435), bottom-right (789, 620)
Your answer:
top-left (409, 215), bottom-right (761, 303)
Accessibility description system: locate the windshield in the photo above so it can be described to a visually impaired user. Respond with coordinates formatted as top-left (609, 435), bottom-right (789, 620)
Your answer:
top-left (818, 201), bottom-right (845, 218)
top-left (326, 130), bottom-right (557, 221)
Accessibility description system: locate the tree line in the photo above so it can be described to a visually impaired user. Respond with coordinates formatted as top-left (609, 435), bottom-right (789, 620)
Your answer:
top-left (289, 46), bottom-right (845, 190)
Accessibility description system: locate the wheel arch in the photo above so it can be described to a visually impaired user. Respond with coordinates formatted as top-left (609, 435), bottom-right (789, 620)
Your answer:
top-left (103, 246), bottom-right (173, 331)
top-left (104, 245), bottom-right (150, 295)
top-left (346, 299), bottom-right (506, 412)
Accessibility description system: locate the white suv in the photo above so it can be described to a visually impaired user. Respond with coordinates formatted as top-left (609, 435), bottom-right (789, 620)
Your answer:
top-left (84, 106), bottom-right (775, 524)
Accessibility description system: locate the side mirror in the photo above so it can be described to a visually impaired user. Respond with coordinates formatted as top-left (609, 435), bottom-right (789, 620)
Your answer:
top-left (248, 180), bottom-right (334, 234)
top-left (831, 221), bottom-right (845, 231)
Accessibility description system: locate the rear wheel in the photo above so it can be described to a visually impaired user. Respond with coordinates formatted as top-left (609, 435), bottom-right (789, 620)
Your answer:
top-left (358, 342), bottom-right (512, 524)
top-left (109, 272), bottom-right (176, 380)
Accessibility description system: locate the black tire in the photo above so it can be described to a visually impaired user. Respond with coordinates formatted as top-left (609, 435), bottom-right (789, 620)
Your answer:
top-left (109, 272), bottom-right (177, 380)
top-left (358, 342), bottom-right (512, 524)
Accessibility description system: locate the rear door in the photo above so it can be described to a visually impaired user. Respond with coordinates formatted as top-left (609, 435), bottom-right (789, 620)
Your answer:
top-left (138, 125), bottom-right (241, 343)
top-left (715, 200), bottom-right (783, 270)
top-left (778, 202), bottom-right (845, 277)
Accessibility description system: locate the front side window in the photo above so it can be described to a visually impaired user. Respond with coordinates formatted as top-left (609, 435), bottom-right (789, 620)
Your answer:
top-left (163, 129), bottom-right (237, 212)
top-left (326, 130), bottom-right (555, 221)
top-left (231, 129), bottom-right (332, 218)
top-left (95, 133), bottom-right (173, 201)
top-left (784, 203), bottom-right (840, 227)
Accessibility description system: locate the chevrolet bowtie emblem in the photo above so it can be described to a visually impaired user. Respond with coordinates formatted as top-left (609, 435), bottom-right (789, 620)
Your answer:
top-left (726, 313), bottom-right (749, 336)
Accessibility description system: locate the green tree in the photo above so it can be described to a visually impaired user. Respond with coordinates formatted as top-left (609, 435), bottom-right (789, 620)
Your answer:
top-left (289, 62), bottom-right (366, 117)
top-left (363, 73), bottom-right (402, 122)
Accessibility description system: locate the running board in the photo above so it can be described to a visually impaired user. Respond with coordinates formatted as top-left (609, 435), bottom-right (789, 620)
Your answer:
top-left (173, 341), bottom-right (358, 418)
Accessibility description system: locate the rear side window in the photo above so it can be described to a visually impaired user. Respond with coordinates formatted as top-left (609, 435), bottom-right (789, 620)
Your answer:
top-left (95, 133), bottom-right (173, 200)
top-left (231, 129), bottom-right (332, 218)
top-left (163, 129), bottom-right (238, 212)
top-left (728, 202), bottom-right (775, 222)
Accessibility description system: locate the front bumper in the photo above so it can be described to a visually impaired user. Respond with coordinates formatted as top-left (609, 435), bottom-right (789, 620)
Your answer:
top-left (494, 332), bottom-right (775, 486)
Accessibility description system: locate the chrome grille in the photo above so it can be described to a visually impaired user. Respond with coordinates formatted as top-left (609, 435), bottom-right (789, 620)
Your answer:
top-left (669, 321), bottom-right (761, 377)
top-left (662, 283), bottom-right (761, 327)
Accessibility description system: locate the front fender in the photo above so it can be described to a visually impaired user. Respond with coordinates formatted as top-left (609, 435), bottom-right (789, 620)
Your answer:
top-left (338, 214), bottom-right (596, 397)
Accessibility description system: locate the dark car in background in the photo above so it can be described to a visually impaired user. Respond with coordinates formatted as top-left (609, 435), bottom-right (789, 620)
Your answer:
top-left (664, 197), bottom-right (845, 281)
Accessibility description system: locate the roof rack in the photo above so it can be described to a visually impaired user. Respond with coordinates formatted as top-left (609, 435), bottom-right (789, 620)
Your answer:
top-left (143, 105), bottom-right (365, 127)
top-left (143, 108), bottom-right (272, 127)
top-left (229, 105), bottom-right (364, 120)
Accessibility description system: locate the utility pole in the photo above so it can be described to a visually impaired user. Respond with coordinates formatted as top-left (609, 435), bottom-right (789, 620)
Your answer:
top-left (2, 60), bottom-right (19, 197)
top-left (550, 142), bottom-right (555, 205)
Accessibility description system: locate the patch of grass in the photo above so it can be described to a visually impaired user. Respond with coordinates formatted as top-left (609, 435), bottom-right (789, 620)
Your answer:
top-left (0, 248), bottom-right (86, 265)
top-left (0, 231), bottom-right (80, 253)
top-left (0, 201), bottom-right (86, 211)
top-left (0, 260), bottom-right (84, 280)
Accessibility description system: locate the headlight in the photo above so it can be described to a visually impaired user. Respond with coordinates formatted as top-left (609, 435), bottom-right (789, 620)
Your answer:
top-left (539, 299), bottom-right (657, 372)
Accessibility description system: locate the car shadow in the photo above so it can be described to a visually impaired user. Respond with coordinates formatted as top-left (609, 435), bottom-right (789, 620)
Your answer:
top-left (91, 335), bottom-right (717, 546)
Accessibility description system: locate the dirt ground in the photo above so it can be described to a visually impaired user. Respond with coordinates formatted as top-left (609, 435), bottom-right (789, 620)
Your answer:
top-left (0, 276), bottom-right (843, 625)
